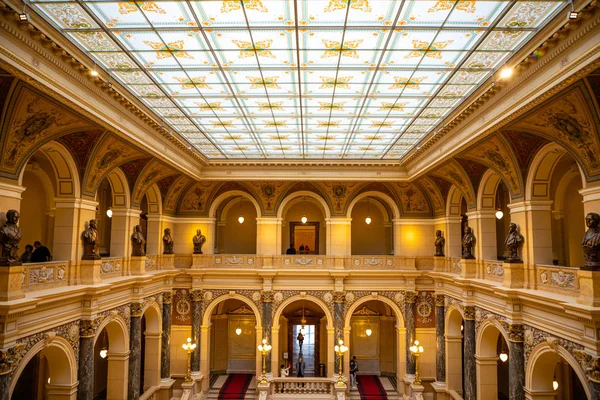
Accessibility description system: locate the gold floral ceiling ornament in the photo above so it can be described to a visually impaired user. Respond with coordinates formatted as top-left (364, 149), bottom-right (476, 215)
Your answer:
top-left (371, 121), bottom-right (393, 128)
top-left (319, 76), bottom-right (352, 89)
top-left (175, 76), bottom-right (212, 90)
top-left (319, 102), bottom-right (346, 111)
top-left (379, 102), bottom-right (408, 111)
top-left (257, 101), bottom-right (284, 111)
top-left (324, 0), bottom-right (372, 13)
top-left (428, 0), bottom-right (476, 14)
top-left (390, 76), bottom-right (425, 90)
top-left (406, 40), bottom-right (453, 60)
top-left (317, 120), bottom-right (341, 128)
top-left (265, 120), bottom-right (288, 127)
top-left (144, 40), bottom-right (193, 59)
top-left (194, 102), bottom-right (225, 112)
top-left (321, 40), bottom-right (363, 59)
top-left (233, 39), bottom-right (275, 58)
top-left (221, 0), bottom-right (268, 13)
top-left (211, 120), bottom-right (233, 127)
top-left (247, 76), bottom-right (281, 89)
top-left (118, 2), bottom-right (166, 15)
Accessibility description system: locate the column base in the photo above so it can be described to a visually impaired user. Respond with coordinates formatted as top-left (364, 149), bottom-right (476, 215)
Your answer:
top-left (577, 269), bottom-right (600, 307)
top-left (502, 262), bottom-right (524, 289)
top-left (129, 256), bottom-right (146, 276)
top-left (160, 254), bottom-right (174, 270)
top-left (80, 259), bottom-right (102, 285)
top-left (433, 256), bottom-right (446, 272)
top-left (460, 258), bottom-right (477, 279)
top-left (0, 265), bottom-right (24, 301)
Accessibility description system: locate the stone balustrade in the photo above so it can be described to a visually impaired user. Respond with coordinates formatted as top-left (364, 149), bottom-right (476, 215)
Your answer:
top-left (535, 264), bottom-right (579, 293)
top-left (21, 260), bottom-right (69, 292)
top-left (270, 377), bottom-right (335, 399)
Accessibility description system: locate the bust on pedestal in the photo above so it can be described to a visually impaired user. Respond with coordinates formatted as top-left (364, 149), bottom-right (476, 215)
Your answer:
top-left (583, 212), bottom-right (600, 269)
top-left (81, 219), bottom-right (101, 260)
top-left (192, 229), bottom-right (206, 254)
top-left (434, 230), bottom-right (445, 257)
top-left (462, 227), bottom-right (476, 260)
top-left (163, 228), bottom-right (174, 255)
top-left (505, 223), bottom-right (524, 263)
top-left (131, 225), bottom-right (146, 257)
top-left (0, 210), bottom-right (22, 266)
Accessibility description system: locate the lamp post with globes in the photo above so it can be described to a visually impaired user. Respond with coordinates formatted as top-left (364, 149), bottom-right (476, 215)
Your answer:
top-left (258, 338), bottom-right (272, 384)
top-left (409, 340), bottom-right (424, 385)
top-left (182, 337), bottom-right (197, 383)
top-left (334, 339), bottom-right (348, 386)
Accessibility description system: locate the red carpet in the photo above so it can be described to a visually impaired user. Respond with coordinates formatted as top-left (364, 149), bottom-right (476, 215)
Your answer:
top-left (357, 375), bottom-right (387, 400)
top-left (218, 374), bottom-right (253, 399)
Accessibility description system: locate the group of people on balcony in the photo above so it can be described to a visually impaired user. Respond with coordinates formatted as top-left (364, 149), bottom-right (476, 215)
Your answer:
top-left (285, 243), bottom-right (311, 255)
top-left (20, 241), bottom-right (52, 263)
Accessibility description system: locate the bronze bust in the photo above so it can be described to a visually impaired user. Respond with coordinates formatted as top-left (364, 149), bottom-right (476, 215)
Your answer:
top-left (434, 230), bottom-right (445, 257)
top-left (583, 212), bottom-right (600, 269)
top-left (0, 210), bottom-right (22, 266)
top-left (505, 223), bottom-right (524, 263)
top-left (192, 229), bottom-right (206, 254)
top-left (131, 225), bottom-right (146, 257)
top-left (81, 219), bottom-right (101, 260)
top-left (462, 226), bottom-right (476, 259)
top-left (163, 228), bottom-right (174, 255)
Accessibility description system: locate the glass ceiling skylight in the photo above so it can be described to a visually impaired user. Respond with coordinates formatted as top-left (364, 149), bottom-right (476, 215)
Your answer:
top-left (31, 0), bottom-right (567, 160)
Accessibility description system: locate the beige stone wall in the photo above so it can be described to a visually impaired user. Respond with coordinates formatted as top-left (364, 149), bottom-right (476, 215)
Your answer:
top-left (20, 171), bottom-right (49, 252)
top-left (171, 325), bottom-right (192, 377)
top-left (281, 201), bottom-right (326, 254)
top-left (351, 202), bottom-right (389, 255)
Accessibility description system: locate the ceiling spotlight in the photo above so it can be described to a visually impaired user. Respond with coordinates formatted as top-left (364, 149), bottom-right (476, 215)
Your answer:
top-left (90, 69), bottom-right (99, 77)
top-left (499, 67), bottom-right (513, 80)
top-left (18, 12), bottom-right (28, 21)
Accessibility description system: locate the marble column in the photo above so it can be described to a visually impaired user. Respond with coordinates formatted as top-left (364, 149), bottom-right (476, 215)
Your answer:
top-left (161, 291), bottom-right (173, 380)
top-left (508, 324), bottom-right (524, 400)
top-left (78, 319), bottom-right (99, 400)
top-left (0, 344), bottom-right (26, 400)
top-left (262, 291), bottom-right (273, 373)
top-left (191, 289), bottom-right (203, 372)
top-left (333, 291), bottom-right (345, 373)
top-left (463, 306), bottom-right (476, 400)
top-left (405, 291), bottom-right (417, 375)
top-left (591, 380), bottom-right (600, 400)
top-left (435, 295), bottom-right (446, 383)
top-left (128, 302), bottom-right (144, 400)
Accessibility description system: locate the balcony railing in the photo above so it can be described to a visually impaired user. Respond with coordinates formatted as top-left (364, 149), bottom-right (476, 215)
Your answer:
top-left (270, 377), bottom-right (335, 399)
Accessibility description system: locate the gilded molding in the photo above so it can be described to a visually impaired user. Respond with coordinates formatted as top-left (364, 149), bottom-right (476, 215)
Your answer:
top-left (130, 302), bottom-right (144, 317)
top-left (463, 306), bottom-right (475, 320)
top-left (162, 291), bottom-right (172, 305)
top-left (190, 289), bottom-right (203, 302)
top-left (434, 294), bottom-right (445, 307)
top-left (0, 343), bottom-right (25, 375)
top-left (404, 291), bottom-right (417, 304)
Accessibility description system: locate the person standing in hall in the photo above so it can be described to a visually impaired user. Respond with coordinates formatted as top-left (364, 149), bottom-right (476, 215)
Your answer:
top-left (296, 357), bottom-right (306, 378)
top-left (350, 355), bottom-right (358, 389)
top-left (299, 244), bottom-right (305, 254)
top-left (31, 241), bottom-right (52, 262)
top-left (280, 364), bottom-right (290, 377)
top-left (286, 243), bottom-right (297, 254)
top-left (20, 244), bottom-right (33, 263)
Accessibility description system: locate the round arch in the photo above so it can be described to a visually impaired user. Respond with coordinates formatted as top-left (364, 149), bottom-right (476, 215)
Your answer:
top-left (144, 184), bottom-right (162, 216)
top-left (445, 304), bottom-right (465, 394)
top-left (476, 318), bottom-right (510, 356)
top-left (10, 336), bottom-right (78, 397)
top-left (526, 342), bottom-right (590, 398)
top-left (553, 167), bottom-right (581, 212)
top-left (94, 314), bottom-right (129, 353)
top-left (209, 190), bottom-right (263, 219)
top-left (445, 304), bottom-right (465, 336)
top-left (277, 191), bottom-right (332, 220)
top-left (477, 169), bottom-right (503, 211)
top-left (141, 300), bottom-right (162, 334)
top-left (346, 191), bottom-right (400, 220)
top-left (103, 168), bottom-right (131, 209)
top-left (476, 319), bottom-right (511, 400)
top-left (343, 295), bottom-right (405, 329)
top-left (447, 185), bottom-right (465, 217)
top-left (272, 295), bottom-right (333, 329)
top-left (202, 294), bottom-right (262, 328)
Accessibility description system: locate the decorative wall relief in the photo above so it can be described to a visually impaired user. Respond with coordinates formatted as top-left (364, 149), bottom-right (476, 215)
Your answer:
top-left (172, 289), bottom-right (193, 325)
top-left (415, 292), bottom-right (435, 328)
top-left (393, 183), bottom-right (430, 215)
top-left (538, 268), bottom-right (577, 290)
top-left (416, 177), bottom-right (445, 215)
top-left (431, 160), bottom-right (475, 207)
top-left (120, 157), bottom-right (152, 190)
top-left (164, 176), bottom-right (193, 213)
top-left (132, 160), bottom-right (177, 206)
top-left (56, 129), bottom-right (104, 175)
top-left (16, 320), bottom-right (81, 363)
top-left (178, 181), bottom-right (219, 213)
top-left (523, 324), bottom-right (584, 367)
top-left (485, 261), bottom-right (504, 278)
top-left (321, 181), bottom-right (359, 214)
top-left (247, 181), bottom-right (285, 214)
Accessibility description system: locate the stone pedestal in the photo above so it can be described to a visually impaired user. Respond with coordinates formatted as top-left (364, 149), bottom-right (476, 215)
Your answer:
top-left (433, 256), bottom-right (446, 272)
top-left (460, 258), bottom-right (477, 279)
top-left (577, 269), bottom-right (600, 307)
top-left (0, 265), bottom-right (24, 301)
top-left (257, 381), bottom-right (271, 400)
top-left (129, 256), bottom-right (146, 276)
top-left (502, 262), bottom-right (525, 289)
top-left (157, 378), bottom-right (175, 400)
top-left (431, 381), bottom-right (450, 400)
top-left (192, 254), bottom-right (207, 269)
top-left (334, 382), bottom-right (347, 400)
top-left (46, 382), bottom-right (78, 399)
top-left (80, 259), bottom-right (102, 285)
top-left (160, 254), bottom-right (175, 270)
top-left (410, 382), bottom-right (425, 400)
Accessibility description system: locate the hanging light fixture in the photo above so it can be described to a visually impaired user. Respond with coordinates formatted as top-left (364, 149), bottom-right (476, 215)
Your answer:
top-left (365, 197), bottom-right (372, 225)
top-left (235, 319), bottom-right (242, 336)
top-left (99, 330), bottom-right (108, 358)
top-left (553, 376), bottom-right (559, 390)
top-left (238, 197), bottom-right (244, 224)
top-left (301, 196), bottom-right (308, 224)
top-left (495, 210), bottom-right (504, 220)
top-left (498, 337), bottom-right (508, 362)
top-left (106, 207), bottom-right (113, 218)
top-left (365, 324), bottom-right (372, 337)
top-left (300, 302), bottom-right (306, 334)
top-left (18, 4), bottom-right (28, 21)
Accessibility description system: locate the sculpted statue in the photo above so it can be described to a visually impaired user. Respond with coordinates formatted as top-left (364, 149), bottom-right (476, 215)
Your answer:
top-left (434, 230), bottom-right (445, 257)
top-left (81, 219), bottom-right (100, 260)
top-left (130, 225), bottom-right (146, 257)
top-left (583, 212), bottom-right (600, 268)
top-left (163, 228), bottom-right (174, 255)
top-left (0, 210), bottom-right (22, 266)
top-left (505, 223), bottom-right (524, 263)
top-left (192, 229), bottom-right (206, 254)
top-left (297, 331), bottom-right (304, 351)
top-left (462, 226), bottom-right (476, 259)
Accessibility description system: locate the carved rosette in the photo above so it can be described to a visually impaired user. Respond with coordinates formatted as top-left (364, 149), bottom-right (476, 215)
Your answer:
top-left (190, 289), bottom-right (203, 302)
top-left (435, 294), bottom-right (445, 307)
top-left (508, 324), bottom-right (524, 342)
top-left (131, 302), bottom-right (144, 317)
top-left (333, 291), bottom-right (346, 304)
top-left (162, 291), bottom-right (172, 304)
top-left (404, 291), bottom-right (417, 304)
top-left (80, 316), bottom-right (104, 338)
top-left (261, 290), bottom-right (274, 303)
top-left (0, 344), bottom-right (26, 375)
top-left (464, 306), bottom-right (476, 321)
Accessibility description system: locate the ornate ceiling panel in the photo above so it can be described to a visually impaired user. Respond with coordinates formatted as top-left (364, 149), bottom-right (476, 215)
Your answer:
top-left (31, 0), bottom-right (566, 159)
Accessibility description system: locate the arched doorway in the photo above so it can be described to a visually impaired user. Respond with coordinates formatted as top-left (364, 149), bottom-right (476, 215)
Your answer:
top-left (350, 196), bottom-right (394, 255)
top-left (140, 303), bottom-right (162, 395)
top-left (279, 193), bottom-right (329, 255)
top-left (476, 321), bottom-right (510, 400)
top-left (215, 196), bottom-right (258, 254)
top-left (11, 338), bottom-right (78, 400)
top-left (93, 316), bottom-right (129, 400)
top-left (446, 307), bottom-right (464, 396)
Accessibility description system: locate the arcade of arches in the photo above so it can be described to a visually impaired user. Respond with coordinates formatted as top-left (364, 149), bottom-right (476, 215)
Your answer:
top-left (2, 1), bottom-right (600, 400)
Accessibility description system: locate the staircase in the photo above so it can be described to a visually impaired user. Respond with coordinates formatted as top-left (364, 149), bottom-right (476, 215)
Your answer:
top-left (206, 374), bottom-right (256, 400)
top-left (349, 376), bottom-right (400, 400)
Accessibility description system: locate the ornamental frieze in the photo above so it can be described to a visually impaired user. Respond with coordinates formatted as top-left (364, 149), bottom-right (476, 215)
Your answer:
top-left (523, 324), bottom-right (584, 367)
top-left (16, 320), bottom-right (81, 365)
top-left (0, 344), bottom-right (26, 376)
top-left (97, 304), bottom-right (131, 331)
top-left (342, 290), bottom-right (406, 320)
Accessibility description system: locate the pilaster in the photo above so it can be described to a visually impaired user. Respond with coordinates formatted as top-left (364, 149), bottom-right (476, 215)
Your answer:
top-left (0, 182), bottom-right (26, 211)
top-left (508, 324), bottom-right (524, 400)
top-left (54, 198), bottom-right (98, 262)
top-left (326, 218), bottom-right (352, 256)
top-left (256, 217), bottom-right (282, 255)
top-left (435, 295), bottom-right (446, 383)
top-left (191, 289), bottom-right (202, 372)
top-left (161, 291), bottom-right (172, 380)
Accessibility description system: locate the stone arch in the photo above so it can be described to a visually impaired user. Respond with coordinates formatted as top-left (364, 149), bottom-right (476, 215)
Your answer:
top-left (140, 300), bottom-right (162, 392)
top-left (94, 314), bottom-right (129, 353)
top-left (209, 190), bottom-right (263, 219)
top-left (103, 168), bottom-right (131, 209)
top-left (272, 295), bottom-right (333, 330)
top-left (346, 191), bottom-right (400, 221)
top-left (344, 295), bottom-right (405, 329)
top-left (144, 183), bottom-right (162, 216)
top-left (445, 304), bottom-right (464, 336)
top-left (526, 142), bottom-right (586, 201)
top-left (477, 169), bottom-right (503, 211)
top-left (446, 185), bottom-right (465, 217)
top-left (202, 294), bottom-right (262, 328)
top-left (277, 190), bottom-right (332, 220)
top-left (476, 318), bottom-right (510, 356)
top-left (526, 341), bottom-right (590, 398)
top-left (10, 336), bottom-right (78, 398)
top-left (94, 314), bottom-right (129, 400)
top-left (476, 318), bottom-right (511, 400)
top-left (141, 300), bottom-right (162, 334)
top-left (445, 304), bottom-right (465, 394)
